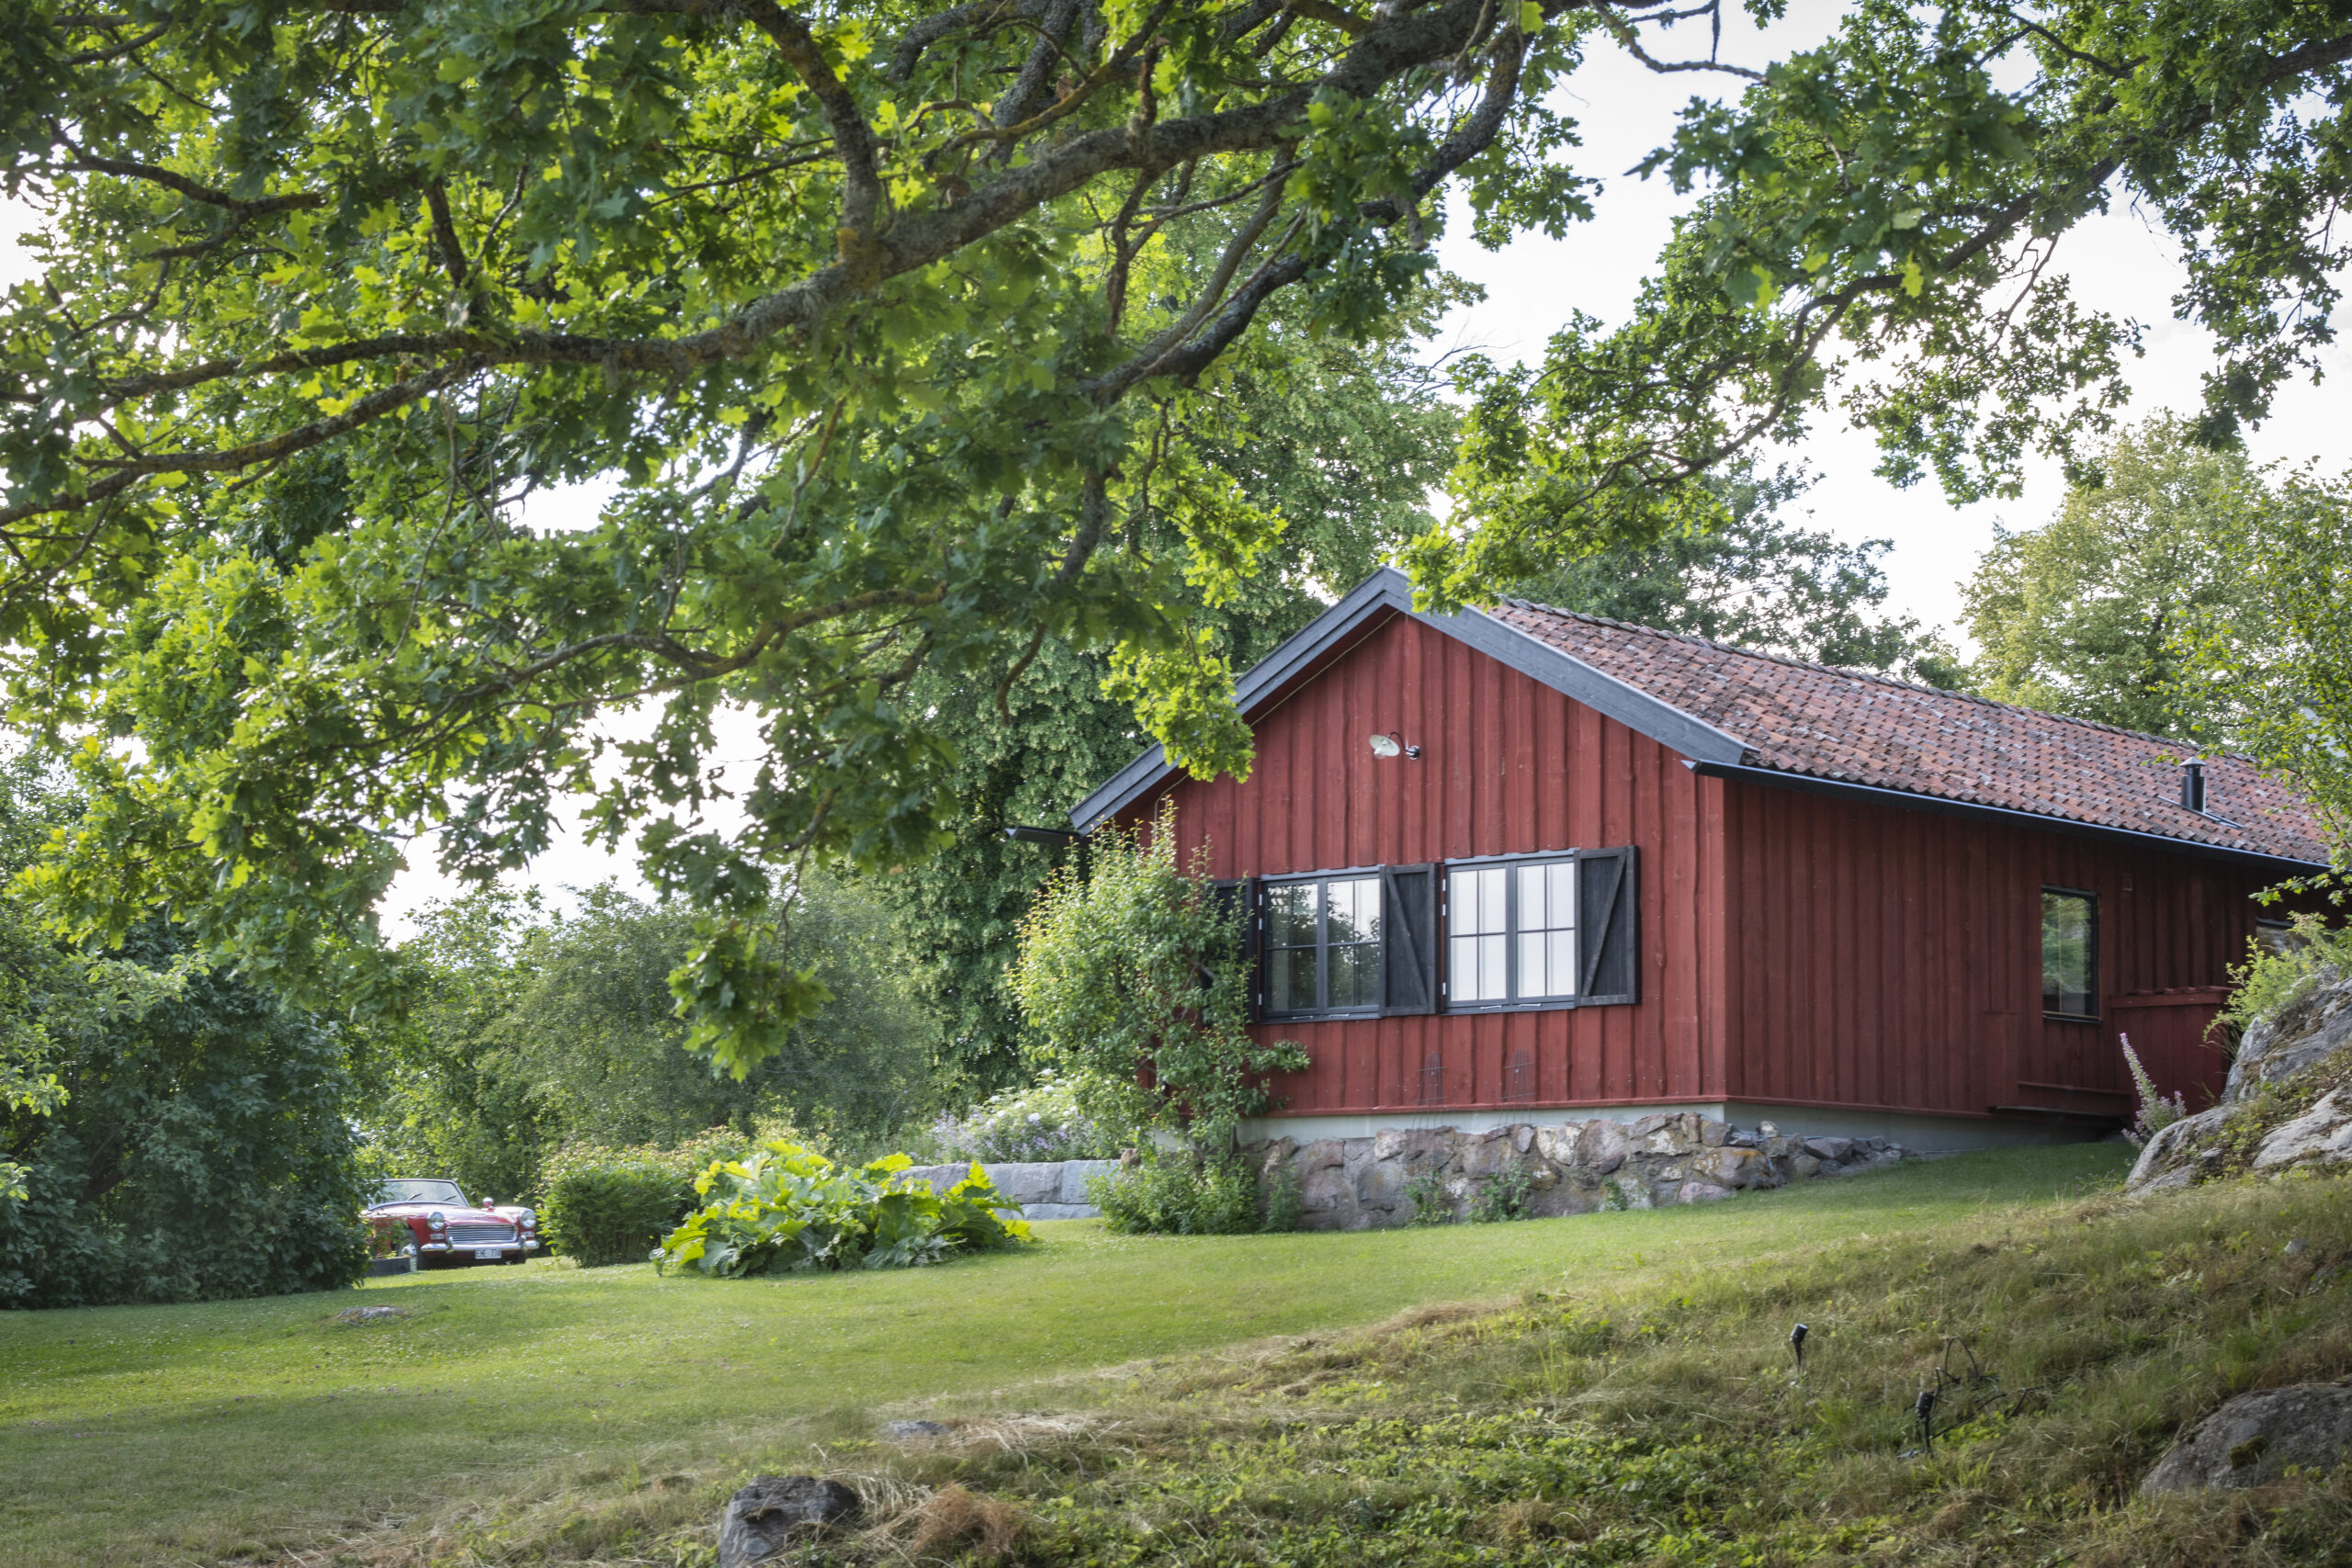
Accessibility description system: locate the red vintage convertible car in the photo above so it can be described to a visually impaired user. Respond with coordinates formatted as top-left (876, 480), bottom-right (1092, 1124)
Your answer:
top-left (367, 1178), bottom-right (541, 1268)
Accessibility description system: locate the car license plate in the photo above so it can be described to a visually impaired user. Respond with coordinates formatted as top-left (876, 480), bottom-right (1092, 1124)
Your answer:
top-left (473, 1247), bottom-right (503, 1260)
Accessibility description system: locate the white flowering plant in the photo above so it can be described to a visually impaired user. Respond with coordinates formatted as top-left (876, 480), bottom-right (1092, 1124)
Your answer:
top-left (922, 1073), bottom-right (1119, 1164)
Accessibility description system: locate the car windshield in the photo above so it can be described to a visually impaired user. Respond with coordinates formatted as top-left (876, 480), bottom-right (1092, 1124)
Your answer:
top-left (377, 1179), bottom-right (468, 1207)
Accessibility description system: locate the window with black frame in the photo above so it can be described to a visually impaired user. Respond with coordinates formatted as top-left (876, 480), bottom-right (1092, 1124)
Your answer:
top-left (1252, 848), bottom-right (1637, 1020)
top-left (2041, 887), bottom-right (2098, 1019)
top-left (1263, 873), bottom-right (1385, 1017)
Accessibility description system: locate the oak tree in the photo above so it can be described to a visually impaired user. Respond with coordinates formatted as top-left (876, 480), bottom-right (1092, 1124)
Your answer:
top-left (4, 0), bottom-right (2349, 1063)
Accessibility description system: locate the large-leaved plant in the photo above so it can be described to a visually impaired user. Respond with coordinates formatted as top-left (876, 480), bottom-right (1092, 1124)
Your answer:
top-left (655, 1143), bottom-right (1029, 1277)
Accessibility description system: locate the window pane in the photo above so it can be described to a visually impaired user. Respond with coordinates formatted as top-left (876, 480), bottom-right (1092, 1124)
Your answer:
top-left (1268, 883), bottom-right (1316, 948)
top-left (1452, 867), bottom-right (1500, 937)
top-left (1550, 929), bottom-right (1577, 996)
top-left (1450, 935), bottom-right (1484, 1002)
top-left (2041, 891), bottom-right (2095, 1015)
top-left (1548, 862), bottom-right (1576, 931)
top-left (1269, 945), bottom-right (1317, 1013)
top-left (1329, 878), bottom-right (1382, 947)
top-left (1518, 931), bottom-right (1545, 997)
top-left (1517, 863), bottom-right (1547, 931)
top-left (1330, 940), bottom-right (1383, 1009)
top-left (1450, 932), bottom-right (1510, 1003)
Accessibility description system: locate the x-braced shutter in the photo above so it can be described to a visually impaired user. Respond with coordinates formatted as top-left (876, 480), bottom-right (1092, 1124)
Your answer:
top-left (1380, 863), bottom-right (1438, 1016)
top-left (1577, 847), bottom-right (1639, 1005)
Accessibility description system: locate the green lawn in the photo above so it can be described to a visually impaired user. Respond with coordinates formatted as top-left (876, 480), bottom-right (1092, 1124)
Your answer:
top-left (0, 1145), bottom-right (2130, 1568)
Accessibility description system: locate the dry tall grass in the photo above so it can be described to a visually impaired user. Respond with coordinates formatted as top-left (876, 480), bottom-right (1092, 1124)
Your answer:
top-left (272, 1169), bottom-right (2352, 1567)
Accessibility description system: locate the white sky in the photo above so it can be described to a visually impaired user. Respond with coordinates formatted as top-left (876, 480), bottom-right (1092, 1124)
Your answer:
top-left (4, 2), bottom-right (2343, 931)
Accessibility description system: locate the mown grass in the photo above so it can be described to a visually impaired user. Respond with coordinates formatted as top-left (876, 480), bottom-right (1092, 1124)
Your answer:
top-left (2, 1144), bottom-right (2132, 1568)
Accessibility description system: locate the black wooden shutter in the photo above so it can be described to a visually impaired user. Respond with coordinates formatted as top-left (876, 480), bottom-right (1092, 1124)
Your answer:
top-left (1380, 863), bottom-right (1438, 1016)
top-left (1211, 878), bottom-right (1261, 1022)
top-left (1577, 847), bottom-right (1639, 1005)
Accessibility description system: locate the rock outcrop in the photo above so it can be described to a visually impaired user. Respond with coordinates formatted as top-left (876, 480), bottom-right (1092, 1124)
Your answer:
top-left (1249, 1114), bottom-right (1911, 1231)
top-left (2140, 1384), bottom-right (2352, 1493)
top-left (2128, 965), bottom-right (2352, 1193)
top-left (718, 1476), bottom-right (859, 1568)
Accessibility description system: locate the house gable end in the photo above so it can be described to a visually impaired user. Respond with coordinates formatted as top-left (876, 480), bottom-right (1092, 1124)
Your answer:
top-left (1070, 568), bottom-right (1746, 829)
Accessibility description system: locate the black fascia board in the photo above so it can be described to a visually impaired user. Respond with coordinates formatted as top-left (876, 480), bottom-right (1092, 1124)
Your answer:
top-left (1069, 567), bottom-right (1748, 830)
top-left (1686, 758), bottom-right (2331, 878)
top-left (1069, 569), bottom-right (1416, 830)
top-left (1412, 600), bottom-right (1747, 767)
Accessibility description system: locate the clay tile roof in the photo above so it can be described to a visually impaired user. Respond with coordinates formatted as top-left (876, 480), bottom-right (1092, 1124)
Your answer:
top-left (1487, 599), bottom-right (2332, 866)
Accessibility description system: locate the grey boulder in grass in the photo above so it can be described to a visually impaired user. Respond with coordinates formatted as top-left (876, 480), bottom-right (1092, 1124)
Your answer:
top-left (2141, 1384), bottom-right (2352, 1493)
top-left (718, 1475), bottom-right (859, 1568)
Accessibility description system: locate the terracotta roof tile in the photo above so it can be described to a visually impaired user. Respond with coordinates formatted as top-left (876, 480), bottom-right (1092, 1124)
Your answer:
top-left (1488, 599), bottom-right (2331, 866)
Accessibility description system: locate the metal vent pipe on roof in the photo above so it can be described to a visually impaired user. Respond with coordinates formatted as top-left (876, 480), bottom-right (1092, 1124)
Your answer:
top-left (2181, 759), bottom-right (2207, 814)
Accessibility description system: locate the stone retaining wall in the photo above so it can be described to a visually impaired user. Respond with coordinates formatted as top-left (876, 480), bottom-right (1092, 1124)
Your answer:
top-left (1247, 1112), bottom-right (1911, 1231)
top-left (903, 1159), bottom-right (1118, 1221)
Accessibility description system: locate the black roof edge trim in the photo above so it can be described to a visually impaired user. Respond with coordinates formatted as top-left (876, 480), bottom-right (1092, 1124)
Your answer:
top-left (1069, 570), bottom-right (1417, 829)
top-left (1416, 603), bottom-right (1747, 766)
top-left (1686, 759), bottom-right (2331, 878)
top-left (1069, 568), bottom-right (1749, 830)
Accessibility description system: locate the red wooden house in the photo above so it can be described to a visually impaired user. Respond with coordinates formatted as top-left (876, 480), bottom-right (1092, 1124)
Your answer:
top-left (1072, 569), bottom-right (2331, 1151)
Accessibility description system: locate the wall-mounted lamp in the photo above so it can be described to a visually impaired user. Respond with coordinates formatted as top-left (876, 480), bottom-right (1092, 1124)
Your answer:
top-left (1001, 824), bottom-right (1081, 846)
top-left (1368, 731), bottom-right (1422, 760)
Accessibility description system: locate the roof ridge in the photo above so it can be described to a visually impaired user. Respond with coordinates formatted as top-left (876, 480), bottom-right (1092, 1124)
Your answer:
top-left (1491, 596), bottom-right (2231, 756)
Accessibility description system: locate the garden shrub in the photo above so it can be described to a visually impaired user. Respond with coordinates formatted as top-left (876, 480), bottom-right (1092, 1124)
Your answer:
top-left (2220, 911), bottom-right (2352, 1039)
top-left (1404, 1168), bottom-right (1453, 1225)
top-left (1470, 1163), bottom-right (1535, 1222)
top-left (542, 1163), bottom-right (693, 1267)
top-left (915, 1071), bottom-right (1117, 1163)
top-left (1010, 811), bottom-right (1307, 1237)
top-left (1089, 1150), bottom-right (1287, 1235)
top-left (655, 1142), bottom-right (1030, 1275)
top-left (0, 923), bottom-right (368, 1308)
top-left (537, 1128), bottom-right (765, 1264)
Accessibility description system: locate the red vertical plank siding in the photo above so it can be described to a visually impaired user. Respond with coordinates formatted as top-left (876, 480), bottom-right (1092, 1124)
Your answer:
top-left (1126, 612), bottom-right (2271, 1122)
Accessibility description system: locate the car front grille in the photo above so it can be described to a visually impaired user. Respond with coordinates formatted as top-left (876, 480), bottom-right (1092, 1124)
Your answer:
top-left (447, 1223), bottom-right (515, 1247)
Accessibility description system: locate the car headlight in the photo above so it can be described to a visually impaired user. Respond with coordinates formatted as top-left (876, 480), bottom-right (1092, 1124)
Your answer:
top-left (427, 1211), bottom-right (447, 1231)
top-left (515, 1208), bottom-right (537, 1229)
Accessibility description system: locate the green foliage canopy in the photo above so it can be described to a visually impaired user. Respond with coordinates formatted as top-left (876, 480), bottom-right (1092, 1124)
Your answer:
top-left (1962, 416), bottom-right (2258, 739)
top-left (880, 321), bottom-right (1453, 1082)
top-left (368, 874), bottom-right (935, 1201)
top-left (1418, 0), bottom-right (2352, 604)
top-left (5, 0), bottom-right (2350, 1069)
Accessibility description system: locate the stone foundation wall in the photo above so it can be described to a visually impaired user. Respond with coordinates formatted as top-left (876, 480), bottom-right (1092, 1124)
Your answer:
top-left (902, 1159), bottom-right (1118, 1221)
top-left (1247, 1112), bottom-right (1911, 1231)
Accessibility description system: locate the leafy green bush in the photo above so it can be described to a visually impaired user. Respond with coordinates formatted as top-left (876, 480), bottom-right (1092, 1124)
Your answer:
top-left (542, 1164), bottom-right (692, 1268)
top-left (1404, 1168), bottom-right (1453, 1225)
top-left (1011, 811), bottom-right (1306, 1156)
top-left (1089, 1151), bottom-right (1291, 1235)
top-left (537, 1129), bottom-right (763, 1265)
top-left (2220, 912), bottom-right (2352, 1039)
top-left (655, 1143), bottom-right (1031, 1276)
top-left (0, 922), bottom-right (369, 1308)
